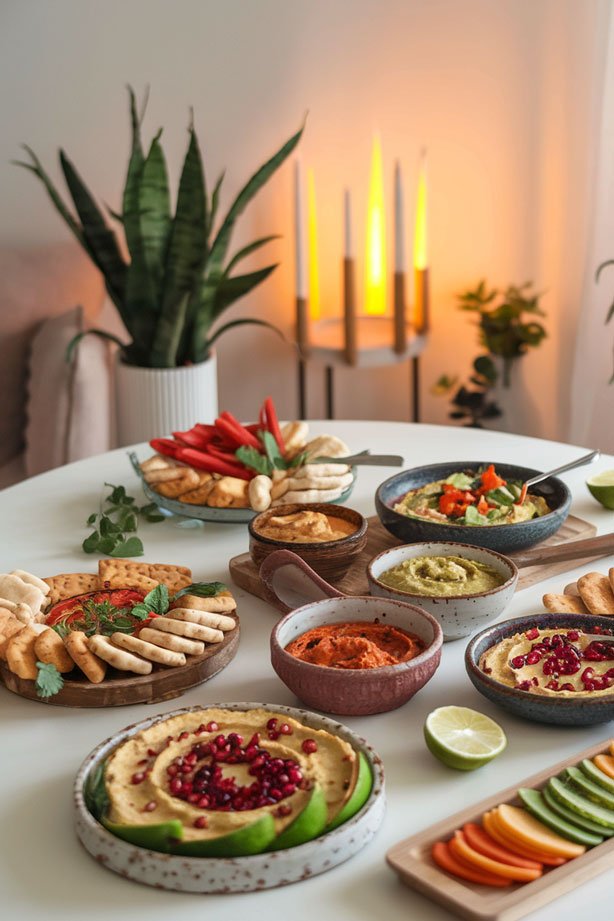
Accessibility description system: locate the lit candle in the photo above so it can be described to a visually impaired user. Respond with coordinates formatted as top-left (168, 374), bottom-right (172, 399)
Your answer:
top-left (365, 134), bottom-right (387, 316)
top-left (294, 160), bottom-right (309, 354)
top-left (393, 160), bottom-right (407, 352)
top-left (413, 148), bottom-right (429, 333)
top-left (343, 188), bottom-right (357, 364)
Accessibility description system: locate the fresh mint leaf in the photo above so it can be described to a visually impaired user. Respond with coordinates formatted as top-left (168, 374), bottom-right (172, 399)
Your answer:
top-left (97, 537), bottom-right (118, 555)
top-left (100, 516), bottom-right (121, 537)
top-left (110, 537), bottom-right (144, 557)
top-left (83, 531), bottom-right (101, 553)
top-left (173, 581), bottom-right (227, 601)
top-left (143, 583), bottom-right (169, 615)
top-left (35, 661), bottom-right (64, 698)
top-left (236, 444), bottom-right (272, 475)
top-left (86, 512), bottom-right (98, 526)
top-left (287, 450), bottom-right (309, 468)
top-left (260, 430), bottom-right (286, 470)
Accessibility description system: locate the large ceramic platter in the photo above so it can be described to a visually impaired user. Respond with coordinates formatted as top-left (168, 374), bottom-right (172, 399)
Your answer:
top-left (129, 452), bottom-right (357, 524)
top-left (74, 701), bottom-right (386, 892)
top-left (0, 612), bottom-right (240, 708)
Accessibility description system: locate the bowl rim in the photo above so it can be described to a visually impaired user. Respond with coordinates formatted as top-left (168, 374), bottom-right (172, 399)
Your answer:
top-left (270, 595), bottom-right (443, 677)
top-left (366, 540), bottom-right (519, 602)
top-left (249, 502), bottom-right (368, 550)
top-left (465, 613), bottom-right (614, 706)
top-left (375, 461), bottom-right (572, 532)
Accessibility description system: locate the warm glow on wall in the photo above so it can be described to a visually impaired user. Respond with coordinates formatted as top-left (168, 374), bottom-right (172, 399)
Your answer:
top-left (365, 135), bottom-right (387, 315)
top-left (307, 167), bottom-right (320, 320)
top-left (413, 151), bottom-right (428, 270)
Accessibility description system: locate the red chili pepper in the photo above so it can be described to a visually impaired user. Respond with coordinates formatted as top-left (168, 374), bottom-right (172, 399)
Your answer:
top-left (216, 413), bottom-right (261, 449)
top-left (263, 396), bottom-right (285, 454)
top-left (175, 446), bottom-right (253, 480)
top-left (172, 429), bottom-right (213, 449)
top-left (150, 438), bottom-right (182, 460)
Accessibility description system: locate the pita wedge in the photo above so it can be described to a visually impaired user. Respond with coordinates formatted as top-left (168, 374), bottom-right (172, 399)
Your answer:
top-left (543, 593), bottom-right (589, 615)
top-left (577, 571), bottom-right (614, 615)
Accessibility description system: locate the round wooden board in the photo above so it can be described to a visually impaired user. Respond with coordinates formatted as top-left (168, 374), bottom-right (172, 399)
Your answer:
top-left (0, 612), bottom-right (240, 708)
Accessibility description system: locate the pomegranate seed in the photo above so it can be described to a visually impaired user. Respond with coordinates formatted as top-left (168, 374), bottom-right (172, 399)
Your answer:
top-left (567, 631), bottom-right (580, 641)
top-left (279, 723), bottom-right (293, 735)
top-left (268, 730), bottom-right (280, 741)
top-left (193, 816), bottom-right (208, 829)
top-left (206, 721), bottom-right (219, 732)
top-left (195, 724), bottom-right (207, 735)
top-left (525, 651), bottom-right (541, 665)
top-left (282, 783), bottom-right (297, 797)
top-left (178, 731), bottom-right (189, 741)
top-left (131, 772), bottom-right (146, 785)
top-left (227, 733), bottom-right (243, 747)
top-left (302, 739), bottom-right (318, 754)
top-left (169, 778), bottom-right (183, 794)
top-left (276, 804), bottom-right (292, 817)
top-left (560, 683), bottom-right (575, 691)
top-left (511, 656), bottom-right (525, 669)
top-left (266, 718), bottom-right (278, 731)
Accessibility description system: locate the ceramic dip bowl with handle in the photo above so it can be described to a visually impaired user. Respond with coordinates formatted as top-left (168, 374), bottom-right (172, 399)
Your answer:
top-left (260, 549), bottom-right (443, 716)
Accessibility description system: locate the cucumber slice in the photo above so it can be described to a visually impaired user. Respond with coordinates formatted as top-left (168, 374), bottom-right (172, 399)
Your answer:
top-left (579, 759), bottom-right (614, 795)
top-left (548, 777), bottom-right (614, 829)
top-left (269, 786), bottom-right (327, 851)
top-left (171, 814), bottom-right (276, 857)
top-left (565, 766), bottom-right (614, 809)
top-left (518, 788), bottom-right (603, 846)
top-left (102, 817), bottom-right (184, 853)
top-left (543, 786), bottom-right (614, 837)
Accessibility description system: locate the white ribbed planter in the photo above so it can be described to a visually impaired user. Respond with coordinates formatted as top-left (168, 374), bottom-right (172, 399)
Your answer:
top-left (115, 353), bottom-right (218, 446)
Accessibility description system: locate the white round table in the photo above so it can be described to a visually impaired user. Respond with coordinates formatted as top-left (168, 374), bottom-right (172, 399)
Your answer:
top-left (1, 422), bottom-right (613, 921)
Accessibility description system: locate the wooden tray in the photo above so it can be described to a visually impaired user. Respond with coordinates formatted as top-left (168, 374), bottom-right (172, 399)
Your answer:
top-left (386, 738), bottom-right (614, 921)
top-left (0, 612), bottom-right (240, 708)
top-left (229, 515), bottom-right (598, 609)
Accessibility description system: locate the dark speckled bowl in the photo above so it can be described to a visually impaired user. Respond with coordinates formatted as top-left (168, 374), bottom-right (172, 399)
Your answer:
top-left (465, 613), bottom-right (614, 726)
top-left (375, 461), bottom-right (571, 554)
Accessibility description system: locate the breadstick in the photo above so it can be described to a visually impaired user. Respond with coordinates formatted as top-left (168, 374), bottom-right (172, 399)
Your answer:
top-left (89, 635), bottom-right (152, 675)
top-left (138, 627), bottom-right (205, 656)
top-left (110, 632), bottom-right (186, 668)
top-left (148, 617), bottom-right (224, 644)
top-left (168, 608), bottom-right (236, 631)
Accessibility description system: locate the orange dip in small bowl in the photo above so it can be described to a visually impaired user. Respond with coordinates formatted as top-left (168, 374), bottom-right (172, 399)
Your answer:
top-left (285, 621), bottom-right (425, 670)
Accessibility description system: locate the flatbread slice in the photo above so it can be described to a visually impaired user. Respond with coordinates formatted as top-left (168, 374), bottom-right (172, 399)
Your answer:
top-left (543, 593), bottom-right (589, 615)
top-left (577, 572), bottom-right (614, 615)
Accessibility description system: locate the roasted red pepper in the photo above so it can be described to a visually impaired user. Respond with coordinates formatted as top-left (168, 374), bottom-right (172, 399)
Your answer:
top-left (263, 396), bottom-right (285, 454)
top-left (149, 437), bottom-right (182, 460)
top-left (480, 464), bottom-right (506, 491)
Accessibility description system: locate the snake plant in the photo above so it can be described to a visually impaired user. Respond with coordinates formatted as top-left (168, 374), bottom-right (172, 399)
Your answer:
top-left (15, 89), bottom-right (302, 368)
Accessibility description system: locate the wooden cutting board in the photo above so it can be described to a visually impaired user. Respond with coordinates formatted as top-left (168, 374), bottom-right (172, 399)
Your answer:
top-left (386, 738), bottom-right (614, 921)
top-left (229, 514), bottom-right (598, 608)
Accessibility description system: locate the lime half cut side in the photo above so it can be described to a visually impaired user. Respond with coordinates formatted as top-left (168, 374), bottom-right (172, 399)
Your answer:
top-left (587, 470), bottom-right (614, 510)
top-left (424, 706), bottom-right (507, 771)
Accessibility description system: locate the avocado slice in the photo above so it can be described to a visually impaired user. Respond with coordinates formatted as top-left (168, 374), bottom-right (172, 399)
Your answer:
top-left (102, 816), bottom-right (184, 853)
top-left (325, 752), bottom-right (373, 832)
top-left (171, 814), bottom-right (276, 857)
top-left (579, 759), bottom-right (614, 795)
top-left (543, 786), bottom-right (614, 837)
top-left (564, 766), bottom-right (614, 809)
top-left (269, 785), bottom-right (328, 851)
top-left (548, 776), bottom-right (614, 829)
top-left (517, 788), bottom-right (603, 847)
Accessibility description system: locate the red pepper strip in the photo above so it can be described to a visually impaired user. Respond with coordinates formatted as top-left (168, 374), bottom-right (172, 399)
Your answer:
top-left (214, 417), bottom-right (250, 449)
top-left (175, 446), bottom-right (253, 480)
top-left (192, 423), bottom-right (218, 440)
top-left (150, 437), bottom-right (182, 460)
top-left (172, 429), bottom-right (213, 449)
top-left (206, 441), bottom-right (245, 461)
top-left (516, 483), bottom-right (528, 506)
top-left (217, 412), bottom-right (261, 449)
top-left (245, 423), bottom-right (261, 434)
top-left (480, 463), bottom-right (507, 491)
top-left (476, 496), bottom-right (490, 515)
top-left (259, 403), bottom-right (267, 428)
top-left (263, 396), bottom-right (285, 454)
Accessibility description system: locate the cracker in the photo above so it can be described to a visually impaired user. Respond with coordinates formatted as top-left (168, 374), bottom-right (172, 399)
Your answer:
top-left (177, 479), bottom-right (217, 506)
top-left (577, 572), bottom-right (614, 615)
top-left (148, 563), bottom-right (192, 594)
top-left (0, 618), bottom-right (25, 661)
top-left (144, 466), bottom-right (186, 484)
top-left (34, 629), bottom-right (75, 673)
top-left (543, 593), bottom-right (589, 615)
top-left (110, 632), bottom-right (186, 668)
top-left (564, 582), bottom-right (580, 596)
top-left (154, 469), bottom-right (200, 499)
top-left (168, 608), bottom-right (236, 631)
top-left (89, 634), bottom-right (152, 675)
top-left (171, 592), bottom-right (236, 614)
top-left (64, 631), bottom-right (107, 683)
top-left (5, 625), bottom-right (39, 680)
top-left (97, 559), bottom-right (159, 593)
top-left (206, 476), bottom-right (250, 508)
top-left (138, 626), bottom-right (205, 656)
top-left (43, 573), bottom-right (100, 606)
top-left (148, 617), bottom-right (224, 643)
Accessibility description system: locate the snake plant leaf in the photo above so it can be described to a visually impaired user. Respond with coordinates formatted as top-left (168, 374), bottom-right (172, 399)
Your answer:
top-left (212, 264), bottom-right (279, 320)
top-left (596, 259), bottom-right (614, 283)
top-left (207, 123), bottom-right (303, 275)
top-left (151, 127), bottom-right (206, 367)
top-left (204, 317), bottom-right (285, 351)
top-left (225, 235), bottom-right (279, 275)
top-left (122, 86), bottom-right (145, 259)
top-left (65, 328), bottom-right (127, 363)
top-left (207, 171), bottom-right (225, 240)
top-left (59, 150), bottom-right (128, 310)
top-left (139, 131), bottom-right (171, 303)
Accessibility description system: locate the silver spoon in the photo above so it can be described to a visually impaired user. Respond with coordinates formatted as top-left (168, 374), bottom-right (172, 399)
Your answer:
top-left (517, 449), bottom-right (600, 503)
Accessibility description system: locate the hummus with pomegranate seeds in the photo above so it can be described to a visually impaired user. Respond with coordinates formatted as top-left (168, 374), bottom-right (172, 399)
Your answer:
top-left (104, 708), bottom-right (358, 843)
top-left (479, 628), bottom-right (614, 697)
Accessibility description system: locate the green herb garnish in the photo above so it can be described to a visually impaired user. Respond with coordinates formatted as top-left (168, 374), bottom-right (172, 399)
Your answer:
top-left (83, 483), bottom-right (164, 557)
top-left (173, 581), bottom-right (227, 601)
top-left (235, 445), bottom-right (272, 476)
top-left (131, 584), bottom-right (170, 620)
top-left (35, 661), bottom-right (64, 699)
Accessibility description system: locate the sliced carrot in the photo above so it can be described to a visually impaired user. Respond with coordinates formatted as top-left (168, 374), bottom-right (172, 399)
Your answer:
top-left (463, 822), bottom-right (543, 871)
top-left (431, 841), bottom-right (512, 887)
top-left (595, 754), bottom-right (614, 780)
top-left (495, 804), bottom-right (585, 859)
top-left (483, 811), bottom-right (567, 866)
top-left (450, 831), bottom-right (542, 882)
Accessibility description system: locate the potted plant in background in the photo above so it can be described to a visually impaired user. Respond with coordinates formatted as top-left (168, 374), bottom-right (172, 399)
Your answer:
top-left (15, 89), bottom-right (302, 444)
top-left (434, 280), bottom-right (547, 433)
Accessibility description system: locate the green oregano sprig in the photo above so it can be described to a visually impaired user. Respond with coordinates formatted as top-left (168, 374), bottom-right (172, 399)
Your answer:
top-left (82, 483), bottom-right (165, 557)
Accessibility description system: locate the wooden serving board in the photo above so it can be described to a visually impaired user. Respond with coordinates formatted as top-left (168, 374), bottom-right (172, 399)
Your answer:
top-left (0, 612), bottom-right (240, 708)
top-left (386, 738), bottom-right (614, 921)
top-left (229, 515), bottom-right (598, 610)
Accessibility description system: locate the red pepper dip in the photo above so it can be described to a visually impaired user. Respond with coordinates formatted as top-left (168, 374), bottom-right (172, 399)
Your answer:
top-left (285, 621), bottom-right (425, 670)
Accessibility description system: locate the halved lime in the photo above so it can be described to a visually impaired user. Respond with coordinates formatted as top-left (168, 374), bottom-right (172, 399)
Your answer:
top-left (587, 470), bottom-right (614, 510)
top-left (424, 706), bottom-right (507, 771)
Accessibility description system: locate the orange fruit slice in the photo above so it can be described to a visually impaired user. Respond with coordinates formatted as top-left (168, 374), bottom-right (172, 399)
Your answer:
top-left (450, 830), bottom-right (542, 882)
top-left (483, 810), bottom-right (568, 866)
top-left (462, 822), bottom-right (543, 870)
top-left (595, 754), bottom-right (614, 780)
top-left (495, 804), bottom-right (585, 859)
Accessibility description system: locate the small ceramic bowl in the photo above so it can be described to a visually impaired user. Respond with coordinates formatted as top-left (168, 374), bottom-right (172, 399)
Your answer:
top-left (249, 503), bottom-right (368, 582)
top-left (465, 613), bottom-right (614, 726)
top-left (367, 541), bottom-right (518, 641)
top-left (375, 461), bottom-right (571, 554)
top-left (262, 550), bottom-right (443, 716)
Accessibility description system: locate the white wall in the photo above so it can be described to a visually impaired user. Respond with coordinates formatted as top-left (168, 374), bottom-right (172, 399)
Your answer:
top-left (0, 0), bottom-right (609, 437)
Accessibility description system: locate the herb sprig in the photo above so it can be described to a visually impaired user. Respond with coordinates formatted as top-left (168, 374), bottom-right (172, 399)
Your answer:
top-left (83, 483), bottom-right (165, 557)
top-left (236, 431), bottom-right (308, 477)
top-left (35, 661), bottom-right (65, 698)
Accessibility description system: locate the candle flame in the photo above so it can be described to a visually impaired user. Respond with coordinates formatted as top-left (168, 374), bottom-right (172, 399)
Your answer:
top-left (365, 135), bottom-right (387, 315)
top-left (413, 153), bottom-right (428, 270)
top-left (307, 167), bottom-right (320, 320)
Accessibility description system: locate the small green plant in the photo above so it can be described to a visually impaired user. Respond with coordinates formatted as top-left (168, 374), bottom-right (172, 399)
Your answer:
top-left (82, 483), bottom-right (165, 557)
top-left (457, 280), bottom-right (547, 386)
top-left (15, 88), bottom-right (302, 368)
top-left (433, 357), bottom-right (502, 428)
top-left (595, 259), bottom-right (614, 382)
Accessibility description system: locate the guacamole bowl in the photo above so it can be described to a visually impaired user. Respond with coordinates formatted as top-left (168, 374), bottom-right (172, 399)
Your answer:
top-left (367, 541), bottom-right (518, 641)
top-left (375, 461), bottom-right (571, 554)
top-left (465, 613), bottom-right (614, 725)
